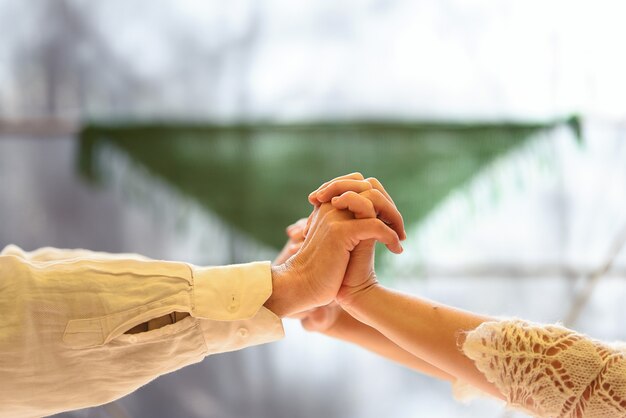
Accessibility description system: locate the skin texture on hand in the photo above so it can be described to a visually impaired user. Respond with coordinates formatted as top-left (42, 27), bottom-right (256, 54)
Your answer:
top-left (308, 173), bottom-right (406, 240)
top-left (273, 218), bottom-right (307, 266)
top-left (265, 202), bottom-right (401, 318)
top-left (293, 173), bottom-right (406, 331)
top-left (309, 173), bottom-right (406, 304)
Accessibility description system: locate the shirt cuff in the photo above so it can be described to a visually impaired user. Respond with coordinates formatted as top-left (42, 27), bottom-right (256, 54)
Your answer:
top-left (199, 307), bottom-right (285, 355)
top-left (191, 261), bottom-right (273, 321)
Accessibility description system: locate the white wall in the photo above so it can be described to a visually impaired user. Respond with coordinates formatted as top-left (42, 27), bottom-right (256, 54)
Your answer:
top-left (1, 0), bottom-right (625, 121)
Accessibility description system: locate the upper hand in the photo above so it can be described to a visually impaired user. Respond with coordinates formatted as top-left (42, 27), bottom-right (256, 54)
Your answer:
top-left (307, 173), bottom-right (405, 306)
top-left (307, 172), bottom-right (406, 241)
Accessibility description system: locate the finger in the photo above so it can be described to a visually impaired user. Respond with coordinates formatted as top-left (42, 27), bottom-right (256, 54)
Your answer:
top-left (366, 177), bottom-right (395, 205)
top-left (286, 218), bottom-right (307, 233)
top-left (288, 307), bottom-right (319, 321)
top-left (273, 240), bottom-right (303, 265)
top-left (340, 218), bottom-right (403, 254)
top-left (303, 211), bottom-right (316, 238)
top-left (315, 176), bottom-right (406, 240)
top-left (301, 307), bottom-right (330, 332)
top-left (286, 218), bottom-right (308, 241)
top-left (308, 172), bottom-right (364, 205)
top-left (316, 172), bottom-right (365, 191)
top-left (287, 230), bottom-right (305, 242)
top-left (360, 189), bottom-right (405, 240)
top-left (332, 190), bottom-right (406, 240)
top-left (313, 179), bottom-right (373, 204)
top-left (305, 202), bottom-right (349, 238)
top-left (331, 191), bottom-right (376, 219)
top-left (287, 242), bottom-right (303, 253)
top-left (365, 178), bottom-right (406, 240)
top-left (303, 205), bottom-right (324, 237)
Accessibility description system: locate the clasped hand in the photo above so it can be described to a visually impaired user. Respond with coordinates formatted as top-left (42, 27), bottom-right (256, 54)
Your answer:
top-left (271, 173), bottom-right (405, 330)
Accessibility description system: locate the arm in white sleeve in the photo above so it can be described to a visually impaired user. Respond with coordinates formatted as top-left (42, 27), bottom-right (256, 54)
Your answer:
top-left (461, 319), bottom-right (626, 417)
top-left (1, 243), bottom-right (152, 262)
top-left (338, 282), bottom-right (626, 417)
top-left (0, 245), bottom-right (284, 418)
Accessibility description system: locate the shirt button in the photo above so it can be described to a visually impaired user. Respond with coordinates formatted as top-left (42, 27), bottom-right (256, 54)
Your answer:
top-left (237, 328), bottom-right (248, 338)
top-left (228, 303), bottom-right (239, 312)
top-left (129, 335), bottom-right (138, 343)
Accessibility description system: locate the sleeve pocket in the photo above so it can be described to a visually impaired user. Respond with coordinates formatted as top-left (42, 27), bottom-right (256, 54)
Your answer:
top-left (63, 294), bottom-right (191, 349)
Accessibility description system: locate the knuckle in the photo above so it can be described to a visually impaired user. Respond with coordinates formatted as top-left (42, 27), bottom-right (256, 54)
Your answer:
top-left (376, 219), bottom-right (393, 236)
top-left (367, 217), bottom-right (381, 229)
top-left (327, 220), bottom-right (344, 235)
top-left (363, 188), bottom-right (383, 200)
top-left (370, 188), bottom-right (385, 198)
top-left (361, 188), bottom-right (383, 203)
top-left (366, 177), bottom-right (381, 187)
top-left (323, 183), bottom-right (337, 193)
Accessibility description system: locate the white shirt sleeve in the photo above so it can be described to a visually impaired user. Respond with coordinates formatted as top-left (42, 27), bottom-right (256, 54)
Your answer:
top-left (0, 245), bottom-right (284, 418)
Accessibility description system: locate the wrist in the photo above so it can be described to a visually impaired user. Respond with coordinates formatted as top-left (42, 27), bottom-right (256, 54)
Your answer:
top-left (337, 280), bottom-right (382, 309)
top-left (265, 263), bottom-right (311, 318)
top-left (265, 264), bottom-right (292, 318)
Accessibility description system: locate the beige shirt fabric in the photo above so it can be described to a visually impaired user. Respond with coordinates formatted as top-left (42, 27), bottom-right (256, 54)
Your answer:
top-left (0, 245), bottom-right (285, 418)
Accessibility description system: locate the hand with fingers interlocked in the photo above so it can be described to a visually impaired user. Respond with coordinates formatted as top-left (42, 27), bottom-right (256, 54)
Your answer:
top-left (266, 187), bottom-right (403, 318)
top-left (308, 172), bottom-right (405, 304)
top-left (277, 172), bottom-right (406, 332)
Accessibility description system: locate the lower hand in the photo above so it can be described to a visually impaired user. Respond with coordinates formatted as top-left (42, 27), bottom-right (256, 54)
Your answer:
top-left (290, 302), bottom-right (343, 333)
top-left (273, 218), bottom-right (307, 265)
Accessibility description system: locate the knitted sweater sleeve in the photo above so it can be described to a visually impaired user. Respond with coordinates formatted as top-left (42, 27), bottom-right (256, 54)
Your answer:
top-left (460, 320), bottom-right (626, 417)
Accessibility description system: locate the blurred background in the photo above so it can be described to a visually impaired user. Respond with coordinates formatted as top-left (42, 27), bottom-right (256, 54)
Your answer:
top-left (1, 1), bottom-right (626, 417)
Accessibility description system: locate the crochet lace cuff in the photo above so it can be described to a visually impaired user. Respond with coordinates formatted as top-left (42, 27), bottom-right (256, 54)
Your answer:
top-left (460, 320), bottom-right (626, 417)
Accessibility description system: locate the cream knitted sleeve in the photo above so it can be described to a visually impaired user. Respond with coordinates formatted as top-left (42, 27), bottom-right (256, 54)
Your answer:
top-left (460, 320), bottom-right (626, 417)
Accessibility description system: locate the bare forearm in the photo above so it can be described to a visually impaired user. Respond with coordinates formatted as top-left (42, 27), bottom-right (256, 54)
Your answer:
top-left (323, 310), bottom-right (455, 382)
top-left (341, 284), bottom-right (503, 399)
